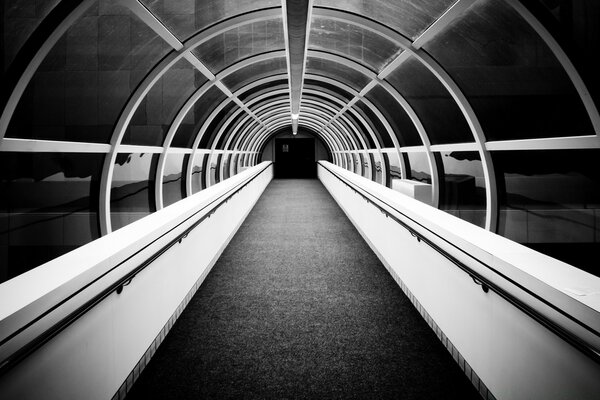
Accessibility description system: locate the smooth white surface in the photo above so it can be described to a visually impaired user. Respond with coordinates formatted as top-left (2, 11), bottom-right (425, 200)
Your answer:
top-left (319, 161), bottom-right (600, 400)
top-left (0, 162), bottom-right (273, 400)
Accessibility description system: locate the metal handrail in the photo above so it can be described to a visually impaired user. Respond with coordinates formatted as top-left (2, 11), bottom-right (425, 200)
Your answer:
top-left (0, 162), bottom-right (273, 376)
top-left (318, 161), bottom-right (600, 365)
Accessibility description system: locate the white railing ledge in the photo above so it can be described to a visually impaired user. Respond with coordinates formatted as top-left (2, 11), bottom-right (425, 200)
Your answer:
top-left (320, 162), bottom-right (600, 317)
top-left (0, 162), bottom-right (271, 329)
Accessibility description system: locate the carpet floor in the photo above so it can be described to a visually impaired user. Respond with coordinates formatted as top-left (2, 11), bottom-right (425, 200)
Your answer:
top-left (126, 179), bottom-right (481, 399)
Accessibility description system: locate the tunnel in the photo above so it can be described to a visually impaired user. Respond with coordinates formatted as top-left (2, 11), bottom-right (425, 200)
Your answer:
top-left (0, 0), bottom-right (599, 399)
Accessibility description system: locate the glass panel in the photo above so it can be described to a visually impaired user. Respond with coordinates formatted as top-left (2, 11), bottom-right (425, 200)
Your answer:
top-left (140, 0), bottom-right (280, 41)
top-left (191, 153), bottom-right (207, 194)
top-left (0, 152), bottom-right (103, 283)
top-left (208, 153), bottom-right (222, 185)
top-left (216, 111), bottom-right (248, 149)
top-left (221, 152), bottom-right (231, 180)
top-left (384, 150), bottom-right (403, 181)
top-left (340, 110), bottom-right (375, 149)
top-left (304, 79), bottom-right (354, 102)
top-left (198, 102), bottom-right (238, 149)
top-left (363, 86), bottom-right (422, 147)
top-left (437, 151), bottom-right (486, 228)
top-left (238, 81), bottom-right (287, 102)
top-left (405, 151), bottom-right (431, 184)
top-left (171, 85), bottom-right (228, 148)
top-left (386, 57), bottom-right (473, 144)
top-left (110, 153), bottom-right (158, 231)
top-left (493, 149), bottom-right (600, 276)
top-left (6, 4), bottom-right (171, 143)
top-left (192, 19), bottom-right (284, 74)
top-left (221, 56), bottom-right (287, 92)
top-left (423, 0), bottom-right (594, 141)
top-left (231, 153), bottom-right (239, 175)
top-left (162, 153), bottom-right (187, 207)
top-left (535, 0), bottom-right (599, 110)
top-left (305, 56), bottom-right (370, 92)
top-left (370, 152), bottom-right (382, 183)
top-left (313, 0), bottom-right (455, 40)
top-left (3, 0), bottom-right (63, 70)
top-left (124, 58), bottom-right (208, 146)
top-left (309, 17), bottom-right (402, 72)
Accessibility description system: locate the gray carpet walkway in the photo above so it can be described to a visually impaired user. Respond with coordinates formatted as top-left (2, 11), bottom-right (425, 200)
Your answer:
top-left (127, 179), bottom-right (480, 399)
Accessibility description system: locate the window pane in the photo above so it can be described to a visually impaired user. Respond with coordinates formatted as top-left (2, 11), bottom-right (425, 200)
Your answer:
top-left (305, 56), bottom-right (371, 92)
top-left (493, 150), bottom-right (600, 275)
top-left (163, 153), bottom-right (188, 207)
top-left (124, 58), bottom-right (208, 146)
top-left (221, 56), bottom-right (287, 92)
top-left (171, 85), bottom-right (228, 148)
top-left (110, 153), bottom-right (158, 231)
top-left (362, 86), bottom-right (423, 147)
top-left (309, 17), bottom-right (402, 72)
top-left (0, 152), bottom-right (103, 283)
top-left (191, 153), bottom-right (207, 194)
top-left (313, 0), bottom-right (455, 40)
top-left (3, 0), bottom-right (64, 70)
top-left (437, 151), bottom-right (486, 228)
top-left (492, 150), bottom-right (600, 276)
top-left (140, 0), bottom-right (280, 42)
top-left (192, 19), bottom-right (284, 74)
top-left (386, 57), bottom-right (473, 144)
top-left (198, 102), bottom-right (239, 149)
top-left (405, 151), bottom-right (431, 184)
top-left (7, 5), bottom-right (172, 143)
top-left (423, 0), bottom-right (594, 140)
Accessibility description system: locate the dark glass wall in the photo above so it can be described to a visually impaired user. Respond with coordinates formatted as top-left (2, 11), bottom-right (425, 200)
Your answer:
top-left (0, 152), bottom-right (103, 283)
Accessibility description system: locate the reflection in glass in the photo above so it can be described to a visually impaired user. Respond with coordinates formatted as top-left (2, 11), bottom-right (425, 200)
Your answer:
top-left (437, 152), bottom-right (486, 228)
top-left (0, 152), bottom-right (103, 283)
top-left (493, 150), bottom-right (600, 275)
top-left (7, 4), bottom-right (171, 143)
top-left (191, 153), bottom-right (207, 194)
top-left (384, 150), bottom-right (403, 187)
top-left (405, 151), bottom-right (431, 184)
top-left (163, 153), bottom-right (188, 207)
top-left (110, 153), bottom-right (158, 231)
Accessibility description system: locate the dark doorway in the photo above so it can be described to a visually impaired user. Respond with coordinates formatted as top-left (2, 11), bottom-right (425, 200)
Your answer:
top-left (274, 138), bottom-right (315, 178)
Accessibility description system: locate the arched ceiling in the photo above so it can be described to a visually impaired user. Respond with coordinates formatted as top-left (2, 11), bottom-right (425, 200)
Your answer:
top-left (1, 0), bottom-right (599, 235)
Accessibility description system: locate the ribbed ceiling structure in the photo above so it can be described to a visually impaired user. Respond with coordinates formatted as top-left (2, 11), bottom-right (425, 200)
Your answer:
top-left (1, 0), bottom-right (599, 280)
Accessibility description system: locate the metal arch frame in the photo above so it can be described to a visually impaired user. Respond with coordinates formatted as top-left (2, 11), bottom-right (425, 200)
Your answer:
top-left (246, 109), bottom-right (338, 154)
top-left (307, 50), bottom-right (440, 206)
top-left (248, 103), bottom-right (354, 154)
top-left (252, 104), bottom-right (347, 153)
top-left (0, 0), bottom-right (97, 143)
top-left (239, 92), bottom-right (358, 151)
top-left (98, 8), bottom-right (282, 234)
top-left (246, 111), bottom-right (332, 153)
top-left (224, 88), bottom-right (356, 153)
top-left (3, 0), bottom-right (596, 237)
top-left (234, 84), bottom-right (360, 152)
top-left (250, 105), bottom-right (370, 176)
top-left (312, 8), bottom-right (495, 229)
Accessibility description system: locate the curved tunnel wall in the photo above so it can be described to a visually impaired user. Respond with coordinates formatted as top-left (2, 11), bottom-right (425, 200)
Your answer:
top-left (1, 0), bottom-right (599, 283)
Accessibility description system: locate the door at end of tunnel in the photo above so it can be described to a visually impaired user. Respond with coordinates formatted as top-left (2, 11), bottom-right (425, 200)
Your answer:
top-left (274, 138), bottom-right (316, 179)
